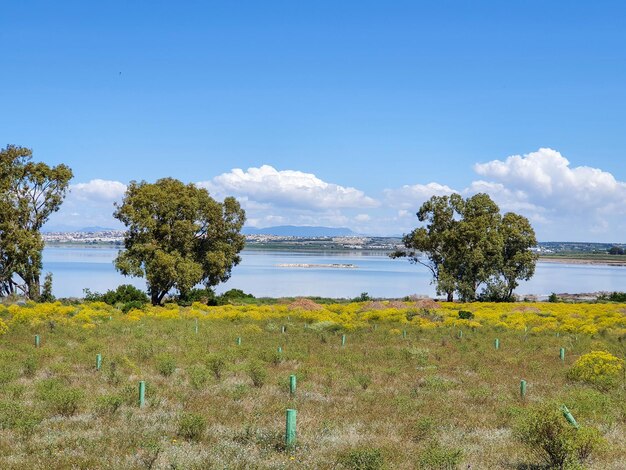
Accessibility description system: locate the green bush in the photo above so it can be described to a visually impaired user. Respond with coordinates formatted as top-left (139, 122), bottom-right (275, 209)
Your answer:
top-left (188, 365), bottom-right (210, 390)
top-left (84, 284), bottom-right (148, 306)
top-left (514, 402), bottom-right (604, 468)
top-left (207, 354), bottom-right (226, 380)
top-left (177, 412), bottom-right (207, 441)
top-left (416, 441), bottom-right (462, 469)
top-left (155, 353), bottom-right (176, 377)
top-left (95, 393), bottom-right (124, 415)
top-left (338, 447), bottom-right (385, 469)
top-left (0, 401), bottom-right (42, 435)
top-left (36, 379), bottom-right (84, 417)
top-left (457, 310), bottom-right (474, 320)
top-left (247, 360), bottom-right (268, 388)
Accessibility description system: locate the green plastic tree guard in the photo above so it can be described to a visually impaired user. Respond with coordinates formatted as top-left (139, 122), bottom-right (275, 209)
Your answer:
top-left (290, 374), bottom-right (297, 395)
top-left (560, 404), bottom-right (579, 429)
top-left (138, 381), bottom-right (146, 408)
top-left (278, 346), bottom-right (282, 354)
top-left (194, 319), bottom-right (199, 334)
top-left (560, 347), bottom-right (565, 362)
top-left (96, 353), bottom-right (102, 371)
top-left (520, 379), bottom-right (527, 399)
top-left (341, 334), bottom-right (346, 346)
top-left (495, 338), bottom-right (500, 350)
top-left (285, 409), bottom-right (297, 446)
top-left (34, 335), bottom-right (40, 348)
top-left (236, 337), bottom-right (241, 346)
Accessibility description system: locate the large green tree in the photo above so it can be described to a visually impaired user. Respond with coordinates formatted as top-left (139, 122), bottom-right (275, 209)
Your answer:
top-left (393, 193), bottom-right (537, 301)
top-left (113, 178), bottom-right (246, 305)
top-left (0, 145), bottom-right (73, 300)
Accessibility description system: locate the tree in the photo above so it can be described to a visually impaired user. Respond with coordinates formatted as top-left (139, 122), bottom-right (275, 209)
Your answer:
top-left (393, 193), bottom-right (537, 301)
top-left (113, 178), bottom-right (246, 305)
top-left (0, 145), bottom-right (72, 300)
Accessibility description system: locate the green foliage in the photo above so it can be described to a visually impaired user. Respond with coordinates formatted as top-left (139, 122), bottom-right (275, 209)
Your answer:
top-left (113, 178), bottom-right (245, 305)
top-left (0, 401), bottom-right (41, 435)
top-left (247, 360), bottom-right (268, 388)
top-left (0, 145), bottom-right (73, 300)
top-left (22, 355), bottom-right (38, 377)
top-left (36, 378), bottom-right (84, 417)
top-left (416, 441), bottom-right (463, 469)
top-left (155, 353), bottom-right (176, 377)
top-left (177, 412), bottom-right (207, 441)
top-left (597, 291), bottom-right (626, 302)
top-left (514, 402), bottom-right (604, 468)
top-left (394, 193), bottom-right (537, 302)
top-left (40, 273), bottom-right (55, 302)
top-left (187, 364), bottom-right (210, 390)
top-left (457, 310), bottom-right (474, 320)
top-left (218, 288), bottom-right (255, 305)
top-left (83, 284), bottom-right (148, 305)
top-left (548, 292), bottom-right (560, 303)
top-left (338, 447), bottom-right (385, 469)
top-left (207, 354), bottom-right (227, 380)
top-left (95, 393), bottom-right (124, 415)
top-left (354, 292), bottom-right (372, 302)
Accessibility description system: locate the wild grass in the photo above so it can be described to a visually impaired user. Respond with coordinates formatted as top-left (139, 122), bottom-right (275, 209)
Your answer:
top-left (0, 302), bottom-right (624, 468)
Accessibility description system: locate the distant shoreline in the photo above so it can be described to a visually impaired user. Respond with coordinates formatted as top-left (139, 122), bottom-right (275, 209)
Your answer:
top-left (538, 256), bottom-right (626, 267)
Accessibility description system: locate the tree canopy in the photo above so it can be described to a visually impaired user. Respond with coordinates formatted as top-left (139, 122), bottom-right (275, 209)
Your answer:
top-left (0, 145), bottom-right (73, 300)
top-left (392, 193), bottom-right (537, 301)
top-left (113, 178), bottom-right (246, 305)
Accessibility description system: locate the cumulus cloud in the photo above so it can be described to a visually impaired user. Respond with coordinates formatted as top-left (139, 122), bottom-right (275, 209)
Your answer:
top-left (474, 148), bottom-right (626, 211)
top-left (200, 165), bottom-right (379, 210)
top-left (384, 182), bottom-right (457, 210)
top-left (46, 179), bottom-right (127, 229)
top-left (70, 179), bottom-right (127, 203)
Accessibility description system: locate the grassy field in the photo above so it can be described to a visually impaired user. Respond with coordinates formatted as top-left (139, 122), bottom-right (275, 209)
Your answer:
top-left (0, 300), bottom-right (625, 469)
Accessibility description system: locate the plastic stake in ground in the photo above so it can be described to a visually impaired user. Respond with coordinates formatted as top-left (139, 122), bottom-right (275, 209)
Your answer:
top-left (520, 379), bottom-right (527, 399)
top-left (138, 381), bottom-right (146, 408)
top-left (560, 405), bottom-right (579, 429)
top-left (96, 353), bottom-right (102, 371)
top-left (290, 374), bottom-right (297, 395)
top-left (285, 409), bottom-right (297, 447)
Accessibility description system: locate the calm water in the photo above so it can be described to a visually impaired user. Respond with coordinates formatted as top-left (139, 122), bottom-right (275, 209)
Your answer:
top-left (42, 246), bottom-right (626, 299)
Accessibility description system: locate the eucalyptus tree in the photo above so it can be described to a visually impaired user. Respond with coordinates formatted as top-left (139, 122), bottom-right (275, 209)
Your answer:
top-left (113, 178), bottom-right (246, 305)
top-left (393, 193), bottom-right (537, 301)
top-left (0, 145), bottom-right (73, 300)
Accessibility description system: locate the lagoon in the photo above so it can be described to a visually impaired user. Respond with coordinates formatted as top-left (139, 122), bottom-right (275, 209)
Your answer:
top-left (42, 246), bottom-right (626, 299)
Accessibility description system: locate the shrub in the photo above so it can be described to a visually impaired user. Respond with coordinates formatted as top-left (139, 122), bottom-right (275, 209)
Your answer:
top-left (95, 393), bottom-right (124, 415)
top-left (207, 354), bottom-right (227, 380)
top-left (36, 379), bottom-right (84, 417)
top-left (0, 401), bottom-right (42, 435)
top-left (188, 365), bottom-right (210, 390)
top-left (84, 284), bottom-right (148, 306)
top-left (247, 360), bottom-right (268, 388)
top-left (514, 402), bottom-right (604, 468)
top-left (177, 412), bottom-right (207, 441)
top-left (568, 351), bottom-right (623, 390)
top-left (416, 441), bottom-right (462, 469)
top-left (458, 310), bottom-right (474, 320)
top-left (155, 353), bottom-right (176, 377)
top-left (338, 447), bottom-right (385, 469)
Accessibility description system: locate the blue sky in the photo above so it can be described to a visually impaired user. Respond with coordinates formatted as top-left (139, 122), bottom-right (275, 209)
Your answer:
top-left (2, 1), bottom-right (626, 241)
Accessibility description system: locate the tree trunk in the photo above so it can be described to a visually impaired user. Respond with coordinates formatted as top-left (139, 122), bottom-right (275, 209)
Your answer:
top-left (446, 291), bottom-right (453, 302)
top-left (27, 275), bottom-right (41, 302)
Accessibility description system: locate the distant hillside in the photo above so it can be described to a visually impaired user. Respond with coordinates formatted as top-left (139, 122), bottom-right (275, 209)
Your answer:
top-left (243, 225), bottom-right (356, 237)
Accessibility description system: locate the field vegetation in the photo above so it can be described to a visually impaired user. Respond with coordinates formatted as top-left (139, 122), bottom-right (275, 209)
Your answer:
top-left (0, 298), bottom-right (625, 468)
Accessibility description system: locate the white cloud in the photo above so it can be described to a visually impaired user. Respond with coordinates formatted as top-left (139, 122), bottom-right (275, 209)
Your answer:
top-left (474, 148), bottom-right (626, 211)
top-left (355, 214), bottom-right (371, 222)
top-left (46, 179), bottom-right (127, 229)
top-left (70, 179), bottom-right (127, 203)
top-left (384, 182), bottom-right (457, 210)
top-left (200, 165), bottom-right (379, 210)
